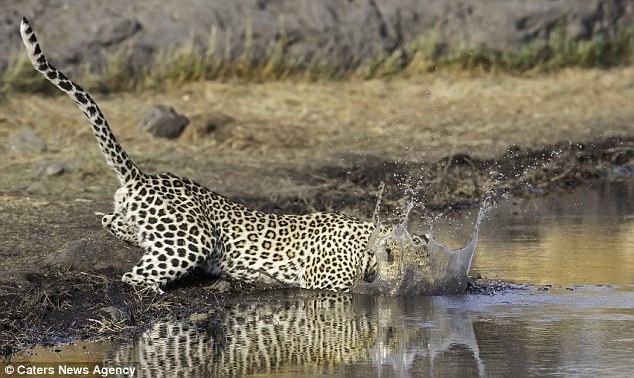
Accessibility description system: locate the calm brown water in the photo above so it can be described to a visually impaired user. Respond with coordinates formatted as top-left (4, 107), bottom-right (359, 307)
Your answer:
top-left (475, 178), bottom-right (634, 287)
top-left (6, 179), bottom-right (634, 377)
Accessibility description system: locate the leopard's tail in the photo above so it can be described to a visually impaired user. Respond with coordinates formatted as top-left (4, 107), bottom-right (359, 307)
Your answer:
top-left (20, 17), bottom-right (142, 185)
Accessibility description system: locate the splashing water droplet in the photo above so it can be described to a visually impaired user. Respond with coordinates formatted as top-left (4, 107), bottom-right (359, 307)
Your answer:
top-left (354, 197), bottom-right (494, 296)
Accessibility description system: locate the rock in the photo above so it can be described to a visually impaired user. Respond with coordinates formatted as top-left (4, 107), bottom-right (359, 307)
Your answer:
top-left (46, 230), bottom-right (142, 275)
top-left (31, 159), bottom-right (72, 176)
top-left (1, 1), bottom-right (632, 79)
top-left (209, 280), bottom-right (232, 293)
top-left (99, 306), bottom-right (127, 322)
top-left (95, 17), bottom-right (142, 47)
top-left (138, 105), bottom-right (189, 139)
top-left (7, 127), bottom-right (46, 153)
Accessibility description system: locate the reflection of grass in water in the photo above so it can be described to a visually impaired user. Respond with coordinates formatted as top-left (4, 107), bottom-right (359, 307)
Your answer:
top-left (3, 21), bottom-right (634, 97)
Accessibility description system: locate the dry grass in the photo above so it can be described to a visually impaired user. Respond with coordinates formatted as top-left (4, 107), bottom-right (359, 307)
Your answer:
top-left (2, 67), bottom-right (633, 160)
top-left (403, 22), bottom-right (634, 75)
top-left (3, 67), bottom-right (630, 216)
top-left (1, 68), bottom-right (632, 215)
top-left (2, 21), bottom-right (634, 97)
top-left (0, 266), bottom-right (225, 351)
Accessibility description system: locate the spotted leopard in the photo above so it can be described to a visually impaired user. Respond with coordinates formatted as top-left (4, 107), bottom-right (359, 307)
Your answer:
top-left (20, 18), bottom-right (427, 293)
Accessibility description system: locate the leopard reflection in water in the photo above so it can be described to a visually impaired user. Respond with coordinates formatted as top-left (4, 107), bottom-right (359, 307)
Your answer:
top-left (109, 291), bottom-right (485, 377)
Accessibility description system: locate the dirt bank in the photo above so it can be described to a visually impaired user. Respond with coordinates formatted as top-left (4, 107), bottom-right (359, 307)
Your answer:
top-left (1, 70), bottom-right (633, 351)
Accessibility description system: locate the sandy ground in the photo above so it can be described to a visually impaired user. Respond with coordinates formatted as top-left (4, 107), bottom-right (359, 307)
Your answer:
top-left (0, 68), bottom-right (633, 347)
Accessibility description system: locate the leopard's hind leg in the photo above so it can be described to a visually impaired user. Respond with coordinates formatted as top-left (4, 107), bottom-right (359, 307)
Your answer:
top-left (122, 221), bottom-right (216, 293)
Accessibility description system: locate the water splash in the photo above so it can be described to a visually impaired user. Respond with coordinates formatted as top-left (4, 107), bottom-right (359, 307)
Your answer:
top-left (354, 198), bottom-right (495, 296)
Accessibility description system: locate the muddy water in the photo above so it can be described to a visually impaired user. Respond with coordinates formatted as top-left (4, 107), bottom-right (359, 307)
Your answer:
top-left (6, 179), bottom-right (634, 377)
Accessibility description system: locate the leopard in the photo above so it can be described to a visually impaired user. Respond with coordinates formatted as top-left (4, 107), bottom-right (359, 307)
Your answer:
top-left (20, 17), bottom-right (428, 294)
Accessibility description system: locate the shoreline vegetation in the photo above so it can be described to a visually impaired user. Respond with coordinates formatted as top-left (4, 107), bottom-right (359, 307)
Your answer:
top-left (3, 21), bottom-right (634, 97)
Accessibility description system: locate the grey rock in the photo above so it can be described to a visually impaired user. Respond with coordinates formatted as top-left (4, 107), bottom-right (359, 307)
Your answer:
top-left (7, 127), bottom-right (46, 153)
top-left (138, 105), bottom-right (189, 139)
top-left (46, 230), bottom-right (142, 275)
top-left (209, 279), bottom-right (232, 293)
top-left (1, 1), bottom-right (633, 79)
top-left (99, 306), bottom-right (128, 322)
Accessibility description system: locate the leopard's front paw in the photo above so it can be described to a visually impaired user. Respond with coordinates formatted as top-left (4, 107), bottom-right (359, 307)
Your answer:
top-left (122, 272), bottom-right (165, 294)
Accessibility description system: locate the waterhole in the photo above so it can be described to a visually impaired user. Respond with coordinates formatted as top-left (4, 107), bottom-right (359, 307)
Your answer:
top-left (6, 178), bottom-right (633, 377)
